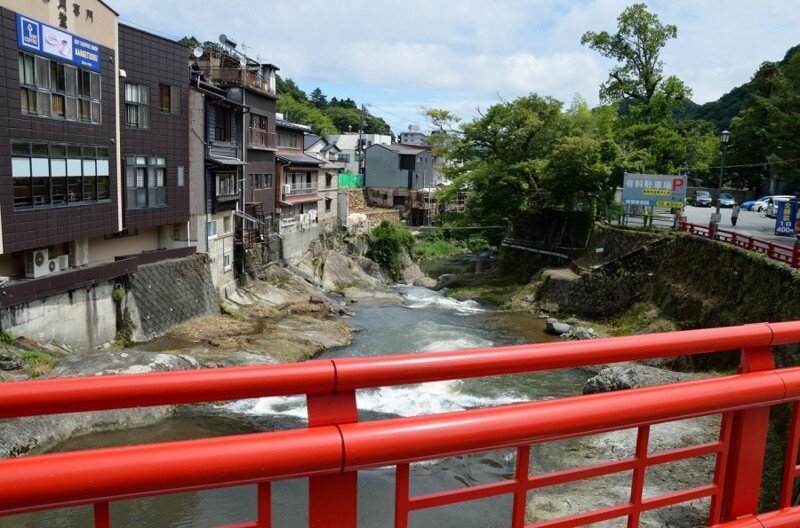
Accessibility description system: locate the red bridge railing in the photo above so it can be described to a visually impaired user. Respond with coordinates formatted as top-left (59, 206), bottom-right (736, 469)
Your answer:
top-left (3, 323), bottom-right (800, 527)
top-left (679, 220), bottom-right (800, 268)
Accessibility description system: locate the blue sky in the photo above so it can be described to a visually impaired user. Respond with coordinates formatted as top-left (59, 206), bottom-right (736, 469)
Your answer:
top-left (113, 0), bottom-right (800, 135)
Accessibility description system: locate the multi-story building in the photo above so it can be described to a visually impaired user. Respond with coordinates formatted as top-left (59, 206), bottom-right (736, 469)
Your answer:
top-left (188, 43), bottom-right (279, 294)
top-left (398, 124), bottom-right (427, 146)
top-left (0, 1), bottom-right (194, 344)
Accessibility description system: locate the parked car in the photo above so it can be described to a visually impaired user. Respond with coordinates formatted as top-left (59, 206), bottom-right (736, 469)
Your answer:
top-left (717, 192), bottom-right (736, 208)
top-left (743, 196), bottom-right (768, 211)
top-left (754, 196), bottom-right (775, 212)
top-left (765, 196), bottom-right (796, 218)
top-left (689, 190), bottom-right (713, 207)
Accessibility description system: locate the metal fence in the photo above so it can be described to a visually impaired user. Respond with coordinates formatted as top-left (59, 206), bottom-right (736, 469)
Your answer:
top-left (3, 323), bottom-right (800, 527)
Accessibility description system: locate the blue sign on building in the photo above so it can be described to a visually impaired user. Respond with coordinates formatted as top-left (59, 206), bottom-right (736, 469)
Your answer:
top-left (16, 14), bottom-right (101, 72)
top-left (775, 200), bottom-right (797, 237)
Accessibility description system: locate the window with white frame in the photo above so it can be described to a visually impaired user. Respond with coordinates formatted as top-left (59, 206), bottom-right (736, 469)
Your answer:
top-left (124, 83), bottom-right (149, 128)
top-left (223, 216), bottom-right (232, 233)
top-left (223, 251), bottom-right (232, 271)
top-left (207, 219), bottom-right (218, 238)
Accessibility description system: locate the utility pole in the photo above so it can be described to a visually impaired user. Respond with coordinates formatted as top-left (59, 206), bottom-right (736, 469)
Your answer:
top-left (358, 103), bottom-right (368, 175)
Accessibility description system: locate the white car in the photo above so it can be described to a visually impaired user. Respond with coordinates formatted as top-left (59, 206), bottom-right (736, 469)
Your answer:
top-left (765, 195), bottom-right (796, 218)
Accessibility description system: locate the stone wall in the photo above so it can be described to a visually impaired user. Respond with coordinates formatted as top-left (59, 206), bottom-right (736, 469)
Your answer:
top-left (575, 224), bottom-right (664, 268)
top-left (0, 282), bottom-right (117, 349)
top-left (127, 254), bottom-right (218, 341)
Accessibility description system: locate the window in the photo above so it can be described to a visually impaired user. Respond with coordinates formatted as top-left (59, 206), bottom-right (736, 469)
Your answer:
top-left (125, 156), bottom-right (166, 209)
top-left (250, 114), bottom-right (268, 130)
top-left (265, 174), bottom-right (274, 188)
top-left (159, 84), bottom-right (180, 113)
top-left (214, 105), bottom-right (232, 142)
top-left (325, 173), bottom-right (333, 188)
top-left (248, 174), bottom-right (263, 189)
top-left (125, 83), bottom-right (149, 128)
top-left (216, 173), bottom-right (236, 196)
top-left (223, 216), bottom-right (232, 233)
top-left (11, 141), bottom-right (110, 209)
top-left (18, 52), bottom-right (100, 123)
top-left (207, 220), bottom-right (218, 238)
top-left (325, 198), bottom-right (332, 212)
top-left (278, 131), bottom-right (302, 149)
top-left (177, 166), bottom-right (185, 186)
top-left (223, 251), bottom-right (232, 272)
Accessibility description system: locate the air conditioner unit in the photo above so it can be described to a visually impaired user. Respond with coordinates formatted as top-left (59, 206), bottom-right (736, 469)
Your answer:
top-left (24, 249), bottom-right (49, 279)
top-left (47, 259), bottom-right (58, 274)
top-left (57, 255), bottom-right (69, 271)
top-left (69, 239), bottom-right (89, 268)
top-left (283, 184), bottom-right (292, 195)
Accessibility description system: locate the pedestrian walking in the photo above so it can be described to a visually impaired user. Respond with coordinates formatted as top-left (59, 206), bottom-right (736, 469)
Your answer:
top-left (731, 203), bottom-right (741, 226)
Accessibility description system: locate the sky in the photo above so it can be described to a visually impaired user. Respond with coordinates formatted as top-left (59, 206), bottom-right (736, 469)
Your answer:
top-left (113, 0), bottom-right (800, 135)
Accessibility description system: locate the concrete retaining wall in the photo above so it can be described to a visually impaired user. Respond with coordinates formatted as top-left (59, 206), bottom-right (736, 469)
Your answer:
top-left (127, 254), bottom-right (218, 341)
top-left (0, 282), bottom-right (117, 349)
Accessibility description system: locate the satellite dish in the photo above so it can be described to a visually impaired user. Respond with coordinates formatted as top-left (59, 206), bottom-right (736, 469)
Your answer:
top-left (192, 46), bottom-right (203, 58)
top-left (219, 33), bottom-right (237, 49)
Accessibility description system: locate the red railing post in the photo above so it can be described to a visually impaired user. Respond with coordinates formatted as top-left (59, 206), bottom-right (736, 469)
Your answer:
top-left (307, 390), bottom-right (358, 528)
top-left (793, 239), bottom-right (800, 269)
top-left (721, 346), bottom-right (775, 521)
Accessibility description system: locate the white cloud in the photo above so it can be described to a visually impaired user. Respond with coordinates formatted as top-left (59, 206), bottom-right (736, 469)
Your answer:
top-left (112, 0), bottom-right (800, 130)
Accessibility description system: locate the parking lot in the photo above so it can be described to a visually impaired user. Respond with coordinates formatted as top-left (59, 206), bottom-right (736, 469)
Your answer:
top-left (682, 204), bottom-right (793, 245)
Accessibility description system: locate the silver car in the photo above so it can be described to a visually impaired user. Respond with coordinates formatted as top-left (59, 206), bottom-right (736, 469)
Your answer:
top-left (766, 196), bottom-right (796, 218)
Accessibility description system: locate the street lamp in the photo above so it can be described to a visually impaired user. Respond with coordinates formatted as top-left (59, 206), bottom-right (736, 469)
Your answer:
top-left (715, 130), bottom-right (731, 215)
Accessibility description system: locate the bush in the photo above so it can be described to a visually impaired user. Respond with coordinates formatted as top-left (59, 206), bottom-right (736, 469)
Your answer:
top-left (367, 221), bottom-right (415, 281)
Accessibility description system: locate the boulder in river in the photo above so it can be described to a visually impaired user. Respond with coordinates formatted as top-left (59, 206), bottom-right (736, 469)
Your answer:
top-left (583, 363), bottom-right (698, 395)
top-left (545, 320), bottom-right (571, 336)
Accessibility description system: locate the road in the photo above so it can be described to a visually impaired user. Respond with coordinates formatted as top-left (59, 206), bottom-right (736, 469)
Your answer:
top-left (682, 204), bottom-right (793, 245)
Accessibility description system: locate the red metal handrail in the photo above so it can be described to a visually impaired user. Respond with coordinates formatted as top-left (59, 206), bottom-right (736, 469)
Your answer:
top-left (3, 322), bottom-right (800, 527)
top-left (679, 221), bottom-right (800, 268)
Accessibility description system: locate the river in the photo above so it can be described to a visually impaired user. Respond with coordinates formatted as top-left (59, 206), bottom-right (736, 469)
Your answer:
top-left (0, 280), bottom-right (591, 528)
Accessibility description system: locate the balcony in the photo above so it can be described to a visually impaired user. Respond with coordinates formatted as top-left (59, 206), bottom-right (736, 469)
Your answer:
top-left (286, 183), bottom-right (317, 196)
top-left (205, 67), bottom-right (276, 96)
top-left (248, 129), bottom-right (277, 150)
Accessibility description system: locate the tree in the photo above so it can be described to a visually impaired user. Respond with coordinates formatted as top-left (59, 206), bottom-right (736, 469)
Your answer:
top-left (277, 94), bottom-right (337, 136)
top-left (276, 75), bottom-right (308, 102)
top-left (309, 87), bottom-right (328, 108)
top-left (581, 3), bottom-right (690, 122)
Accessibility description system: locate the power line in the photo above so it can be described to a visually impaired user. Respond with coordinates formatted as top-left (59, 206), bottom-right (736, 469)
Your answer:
top-left (678, 157), bottom-right (800, 173)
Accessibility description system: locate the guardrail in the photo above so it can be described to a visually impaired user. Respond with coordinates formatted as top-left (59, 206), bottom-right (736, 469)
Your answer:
top-left (606, 210), bottom-right (679, 229)
top-left (679, 221), bottom-right (800, 268)
top-left (3, 322), bottom-right (800, 527)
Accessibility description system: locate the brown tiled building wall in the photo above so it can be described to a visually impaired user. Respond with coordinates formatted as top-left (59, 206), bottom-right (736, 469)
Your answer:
top-left (119, 24), bottom-right (189, 230)
top-left (0, 7), bottom-right (118, 254)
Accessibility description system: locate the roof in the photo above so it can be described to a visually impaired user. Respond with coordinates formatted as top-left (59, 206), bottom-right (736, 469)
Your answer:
top-left (276, 152), bottom-right (325, 166)
top-left (207, 155), bottom-right (247, 166)
top-left (277, 119), bottom-right (312, 133)
top-left (320, 143), bottom-right (340, 153)
top-left (371, 143), bottom-right (428, 155)
top-left (304, 134), bottom-right (323, 150)
top-left (98, 0), bottom-right (120, 16)
top-left (282, 194), bottom-right (322, 205)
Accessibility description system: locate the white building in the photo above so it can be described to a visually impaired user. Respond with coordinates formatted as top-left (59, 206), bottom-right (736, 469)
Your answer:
top-left (399, 125), bottom-right (427, 146)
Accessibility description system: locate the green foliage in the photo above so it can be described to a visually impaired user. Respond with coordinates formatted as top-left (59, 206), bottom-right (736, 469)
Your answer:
top-left (366, 221), bottom-right (415, 281)
top-left (275, 78), bottom-right (392, 136)
top-left (414, 239), bottom-right (464, 260)
top-left (22, 350), bottom-right (56, 378)
top-left (581, 3), bottom-right (689, 123)
top-left (277, 94), bottom-right (337, 136)
top-left (0, 330), bottom-right (14, 344)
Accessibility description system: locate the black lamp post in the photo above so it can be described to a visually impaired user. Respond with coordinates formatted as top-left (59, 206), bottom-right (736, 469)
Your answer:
top-left (715, 130), bottom-right (731, 215)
